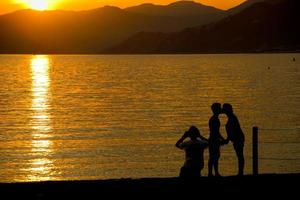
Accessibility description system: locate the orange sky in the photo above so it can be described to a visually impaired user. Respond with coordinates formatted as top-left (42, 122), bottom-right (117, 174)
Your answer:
top-left (0, 0), bottom-right (246, 14)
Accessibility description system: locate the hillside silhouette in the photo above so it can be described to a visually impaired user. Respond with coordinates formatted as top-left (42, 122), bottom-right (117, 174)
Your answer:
top-left (104, 0), bottom-right (300, 54)
top-left (126, 1), bottom-right (225, 27)
top-left (126, 1), bottom-right (223, 16)
top-left (0, 0), bottom-right (298, 54)
top-left (227, 0), bottom-right (265, 15)
top-left (0, 1), bottom-right (224, 54)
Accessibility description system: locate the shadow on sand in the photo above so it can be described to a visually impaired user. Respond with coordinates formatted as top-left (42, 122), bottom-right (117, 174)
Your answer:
top-left (0, 174), bottom-right (298, 199)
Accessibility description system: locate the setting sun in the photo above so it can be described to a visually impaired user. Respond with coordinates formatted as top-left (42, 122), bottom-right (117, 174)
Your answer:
top-left (27, 0), bottom-right (48, 10)
top-left (14, 0), bottom-right (59, 11)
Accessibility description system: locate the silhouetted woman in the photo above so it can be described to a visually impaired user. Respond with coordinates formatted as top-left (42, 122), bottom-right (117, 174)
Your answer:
top-left (222, 103), bottom-right (245, 176)
top-left (176, 126), bottom-right (208, 178)
top-left (208, 103), bottom-right (227, 177)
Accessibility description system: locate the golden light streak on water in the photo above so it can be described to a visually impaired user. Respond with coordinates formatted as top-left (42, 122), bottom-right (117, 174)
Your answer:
top-left (28, 55), bottom-right (53, 181)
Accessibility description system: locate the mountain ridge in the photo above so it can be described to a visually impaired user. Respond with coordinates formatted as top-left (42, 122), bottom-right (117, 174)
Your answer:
top-left (0, 1), bottom-right (226, 53)
top-left (125, 1), bottom-right (224, 16)
top-left (0, 0), bottom-right (297, 54)
top-left (103, 0), bottom-right (300, 54)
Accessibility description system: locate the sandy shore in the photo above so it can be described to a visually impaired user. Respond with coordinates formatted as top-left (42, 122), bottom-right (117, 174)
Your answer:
top-left (0, 174), bottom-right (299, 199)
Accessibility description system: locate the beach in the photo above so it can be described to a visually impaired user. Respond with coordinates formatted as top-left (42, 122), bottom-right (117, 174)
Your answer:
top-left (1, 174), bottom-right (299, 199)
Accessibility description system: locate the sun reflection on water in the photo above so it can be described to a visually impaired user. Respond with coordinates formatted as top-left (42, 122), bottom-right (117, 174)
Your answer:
top-left (29, 55), bottom-right (53, 182)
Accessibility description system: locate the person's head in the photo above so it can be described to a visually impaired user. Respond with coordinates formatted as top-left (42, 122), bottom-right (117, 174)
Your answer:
top-left (211, 103), bottom-right (222, 115)
top-left (186, 126), bottom-right (201, 140)
top-left (222, 103), bottom-right (233, 115)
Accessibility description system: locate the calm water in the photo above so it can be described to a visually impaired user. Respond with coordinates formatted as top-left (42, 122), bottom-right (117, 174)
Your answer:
top-left (0, 54), bottom-right (299, 182)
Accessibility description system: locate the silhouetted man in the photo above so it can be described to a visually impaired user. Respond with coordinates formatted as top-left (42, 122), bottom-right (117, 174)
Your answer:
top-left (223, 103), bottom-right (245, 176)
top-left (208, 103), bottom-right (226, 177)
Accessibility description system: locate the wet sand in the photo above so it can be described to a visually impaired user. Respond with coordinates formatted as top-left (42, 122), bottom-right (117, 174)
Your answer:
top-left (0, 174), bottom-right (298, 199)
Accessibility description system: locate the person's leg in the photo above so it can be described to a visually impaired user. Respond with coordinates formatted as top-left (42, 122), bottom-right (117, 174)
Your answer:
top-left (179, 167), bottom-right (185, 178)
top-left (214, 159), bottom-right (220, 176)
top-left (199, 162), bottom-right (204, 177)
top-left (208, 147), bottom-right (214, 176)
top-left (193, 168), bottom-right (201, 178)
top-left (237, 147), bottom-right (245, 175)
top-left (208, 157), bottom-right (213, 176)
top-left (234, 142), bottom-right (245, 175)
top-left (214, 149), bottom-right (221, 177)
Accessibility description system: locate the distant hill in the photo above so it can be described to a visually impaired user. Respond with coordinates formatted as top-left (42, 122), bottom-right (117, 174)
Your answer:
top-left (227, 0), bottom-right (264, 15)
top-left (104, 0), bottom-right (300, 54)
top-left (126, 1), bottom-right (225, 31)
top-left (126, 1), bottom-right (223, 16)
top-left (0, 1), bottom-right (224, 54)
top-left (227, 0), bottom-right (285, 15)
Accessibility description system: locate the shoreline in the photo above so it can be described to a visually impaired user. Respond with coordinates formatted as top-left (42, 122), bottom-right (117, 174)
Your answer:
top-left (0, 51), bottom-right (300, 56)
top-left (1, 174), bottom-right (299, 198)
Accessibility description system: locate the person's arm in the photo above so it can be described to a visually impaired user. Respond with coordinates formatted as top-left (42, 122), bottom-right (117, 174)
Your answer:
top-left (220, 133), bottom-right (229, 145)
top-left (224, 122), bottom-right (230, 141)
top-left (220, 134), bottom-right (226, 141)
top-left (199, 134), bottom-right (208, 142)
top-left (175, 132), bottom-right (188, 149)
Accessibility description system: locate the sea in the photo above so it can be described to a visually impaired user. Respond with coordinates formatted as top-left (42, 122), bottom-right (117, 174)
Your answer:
top-left (0, 54), bottom-right (299, 182)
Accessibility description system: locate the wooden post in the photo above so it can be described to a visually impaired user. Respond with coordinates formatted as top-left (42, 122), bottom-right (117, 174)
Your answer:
top-left (252, 127), bottom-right (258, 175)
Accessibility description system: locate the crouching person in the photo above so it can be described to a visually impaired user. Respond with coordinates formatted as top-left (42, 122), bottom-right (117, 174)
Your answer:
top-left (176, 126), bottom-right (209, 178)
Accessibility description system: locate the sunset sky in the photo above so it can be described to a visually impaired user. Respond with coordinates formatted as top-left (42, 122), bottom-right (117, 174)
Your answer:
top-left (0, 0), bottom-right (246, 14)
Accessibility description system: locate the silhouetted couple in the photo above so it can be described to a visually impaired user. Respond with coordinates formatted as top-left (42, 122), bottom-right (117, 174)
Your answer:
top-left (209, 103), bottom-right (245, 177)
top-left (176, 103), bottom-right (245, 178)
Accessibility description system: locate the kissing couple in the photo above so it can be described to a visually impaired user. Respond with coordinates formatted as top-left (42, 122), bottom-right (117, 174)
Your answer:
top-left (176, 103), bottom-right (245, 178)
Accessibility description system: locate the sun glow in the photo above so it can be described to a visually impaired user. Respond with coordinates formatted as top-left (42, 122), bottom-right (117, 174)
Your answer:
top-left (15, 0), bottom-right (59, 11)
top-left (29, 0), bottom-right (48, 10)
